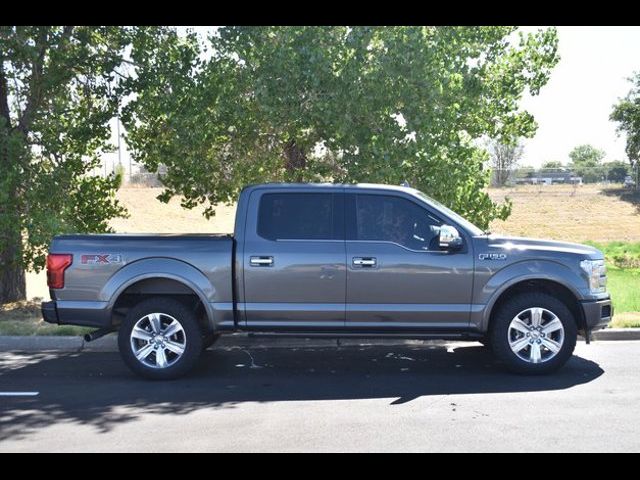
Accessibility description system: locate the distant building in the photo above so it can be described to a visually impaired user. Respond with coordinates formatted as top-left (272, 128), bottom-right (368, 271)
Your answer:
top-left (515, 171), bottom-right (582, 185)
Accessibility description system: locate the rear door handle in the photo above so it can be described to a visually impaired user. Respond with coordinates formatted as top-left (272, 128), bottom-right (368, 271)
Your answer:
top-left (250, 256), bottom-right (274, 267)
top-left (353, 257), bottom-right (377, 267)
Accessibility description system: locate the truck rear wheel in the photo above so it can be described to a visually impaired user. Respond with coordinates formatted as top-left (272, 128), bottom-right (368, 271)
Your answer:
top-left (489, 292), bottom-right (577, 375)
top-left (118, 297), bottom-right (203, 380)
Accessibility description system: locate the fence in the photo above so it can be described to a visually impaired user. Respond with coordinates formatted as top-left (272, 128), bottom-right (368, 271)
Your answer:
top-left (92, 160), bottom-right (638, 191)
top-left (491, 166), bottom-right (638, 188)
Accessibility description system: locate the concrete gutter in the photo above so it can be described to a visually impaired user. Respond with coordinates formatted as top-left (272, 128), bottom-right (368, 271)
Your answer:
top-left (1, 329), bottom-right (639, 353)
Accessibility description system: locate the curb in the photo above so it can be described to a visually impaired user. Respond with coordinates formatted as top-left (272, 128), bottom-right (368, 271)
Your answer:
top-left (591, 328), bottom-right (640, 341)
top-left (1, 329), bottom-right (639, 353)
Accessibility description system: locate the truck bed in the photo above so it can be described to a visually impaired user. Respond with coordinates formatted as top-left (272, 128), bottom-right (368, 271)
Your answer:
top-left (47, 233), bottom-right (235, 328)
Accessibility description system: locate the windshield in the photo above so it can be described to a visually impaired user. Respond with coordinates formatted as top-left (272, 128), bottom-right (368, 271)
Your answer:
top-left (413, 190), bottom-right (484, 237)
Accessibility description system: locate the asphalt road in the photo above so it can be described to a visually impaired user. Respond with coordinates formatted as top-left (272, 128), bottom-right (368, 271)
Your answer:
top-left (1, 341), bottom-right (639, 452)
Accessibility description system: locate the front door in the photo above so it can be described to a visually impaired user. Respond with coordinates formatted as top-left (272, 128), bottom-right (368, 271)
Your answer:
top-left (243, 189), bottom-right (346, 328)
top-left (345, 192), bottom-right (474, 329)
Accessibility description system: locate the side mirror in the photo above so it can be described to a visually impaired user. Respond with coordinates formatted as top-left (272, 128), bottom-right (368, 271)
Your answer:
top-left (439, 224), bottom-right (463, 251)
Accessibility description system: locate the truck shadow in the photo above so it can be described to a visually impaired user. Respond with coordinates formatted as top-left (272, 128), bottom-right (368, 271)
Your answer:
top-left (0, 344), bottom-right (604, 442)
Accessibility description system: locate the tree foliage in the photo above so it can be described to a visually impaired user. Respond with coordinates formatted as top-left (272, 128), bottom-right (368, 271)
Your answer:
top-left (0, 26), bottom-right (133, 302)
top-left (123, 26), bottom-right (560, 229)
top-left (541, 160), bottom-right (564, 170)
top-left (603, 160), bottom-right (630, 183)
top-left (611, 72), bottom-right (640, 188)
top-left (568, 144), bottom-right (606, 183)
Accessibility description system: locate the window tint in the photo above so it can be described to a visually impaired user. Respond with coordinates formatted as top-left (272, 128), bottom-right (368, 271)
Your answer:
top-left (355, 194), bottom-right (442, 250)
top-left (258, 193), bottom-right (337, 240)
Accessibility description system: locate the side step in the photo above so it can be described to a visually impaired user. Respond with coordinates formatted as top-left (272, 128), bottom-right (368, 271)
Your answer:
top-left (245, 331), bottom-right (484, 342)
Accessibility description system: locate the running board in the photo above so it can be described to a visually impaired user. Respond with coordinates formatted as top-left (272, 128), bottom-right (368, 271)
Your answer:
top-left (244, 331), bottom-right (484, 341)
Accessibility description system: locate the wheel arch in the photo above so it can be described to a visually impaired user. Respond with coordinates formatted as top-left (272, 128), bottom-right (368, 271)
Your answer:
top-left (483, 278), bottom-right (586, 335)
top-left (101, 258), bottom-right (216, 332)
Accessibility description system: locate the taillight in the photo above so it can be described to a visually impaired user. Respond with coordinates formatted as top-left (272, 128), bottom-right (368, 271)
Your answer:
top-left (46, 254), bottom-right (73, 289)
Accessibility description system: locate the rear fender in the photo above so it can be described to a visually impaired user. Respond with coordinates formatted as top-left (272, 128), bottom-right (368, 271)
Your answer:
top-left (101, 258), bottom-right (216, 329)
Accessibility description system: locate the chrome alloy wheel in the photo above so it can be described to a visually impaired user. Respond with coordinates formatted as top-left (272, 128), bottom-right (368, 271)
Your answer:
top-left (507, 307), bottom-right (565, 364)
top-left (129, 313), bottom-right (186, 369)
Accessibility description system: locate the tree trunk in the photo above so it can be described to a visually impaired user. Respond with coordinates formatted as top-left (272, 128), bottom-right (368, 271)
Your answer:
top-left (0, 227), bottom-right (26, 304)
top-left (0, 63), bottom-right (27, 304)
top-left (284, 140), bottom-right (307, 182)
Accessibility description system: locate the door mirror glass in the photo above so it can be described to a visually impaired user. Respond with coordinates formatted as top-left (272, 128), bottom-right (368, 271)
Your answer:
top-left (439, 224), bottom-right (463, 250)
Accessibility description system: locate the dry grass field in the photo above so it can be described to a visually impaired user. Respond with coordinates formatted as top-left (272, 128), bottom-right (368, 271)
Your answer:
top-left (488, 184), bottom-right (640, 243)
top-left (26, 187), bottom-right (237, 300)
top-left (110, 187), bottom-right (237, 234)
top-left (25, 184), bottom-right (640, 306)
top-left (102, 184), bottom-right (640, 242)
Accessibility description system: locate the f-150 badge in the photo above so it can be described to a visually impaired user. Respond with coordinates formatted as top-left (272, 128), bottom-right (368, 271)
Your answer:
top-left (81, 254), bottom-right (123, 265)
top-left (479, 253), bottom-right (507, 260)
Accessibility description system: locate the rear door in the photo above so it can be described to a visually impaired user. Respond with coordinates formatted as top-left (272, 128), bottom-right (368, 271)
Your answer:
top-left (242, 188), bottom-right (346, 328)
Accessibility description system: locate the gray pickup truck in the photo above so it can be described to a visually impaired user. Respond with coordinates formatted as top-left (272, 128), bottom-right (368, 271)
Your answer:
top-left (42, 183), bottom-right (612, 379)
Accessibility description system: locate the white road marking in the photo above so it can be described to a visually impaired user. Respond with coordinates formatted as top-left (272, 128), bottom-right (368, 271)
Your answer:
top-left (0, 392), bottom-right (39, 397)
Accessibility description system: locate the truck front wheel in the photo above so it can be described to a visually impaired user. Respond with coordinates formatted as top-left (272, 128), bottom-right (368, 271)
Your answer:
top-left (118, 297), bottom-right (204, 380)
top-left (489, 292), bottom-right (577, 375)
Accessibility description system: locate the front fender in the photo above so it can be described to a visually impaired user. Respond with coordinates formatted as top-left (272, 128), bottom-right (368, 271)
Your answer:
top-left (101, 257), bottom-right (216, 328)
top-left (474, 260), bottom-right (587, 332)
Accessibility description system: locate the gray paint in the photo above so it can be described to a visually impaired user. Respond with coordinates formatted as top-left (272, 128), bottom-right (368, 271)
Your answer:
top-left (241, 186), bottom-right (346, 327)
top-left (45, 183), bottom-right (612, 336)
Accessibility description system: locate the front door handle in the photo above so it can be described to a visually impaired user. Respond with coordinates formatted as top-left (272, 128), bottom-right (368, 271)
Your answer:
top-left (250, 256), bottom-right (274, 267)
top-left (353, 257), bottom-right (377, 267)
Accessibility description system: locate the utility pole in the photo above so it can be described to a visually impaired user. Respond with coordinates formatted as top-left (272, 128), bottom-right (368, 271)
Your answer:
top-left (117, 112), bottom-right (122, 169)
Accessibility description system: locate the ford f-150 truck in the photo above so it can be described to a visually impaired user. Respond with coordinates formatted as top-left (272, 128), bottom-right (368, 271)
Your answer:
top-left (42, 183), bottom-right (612, 379)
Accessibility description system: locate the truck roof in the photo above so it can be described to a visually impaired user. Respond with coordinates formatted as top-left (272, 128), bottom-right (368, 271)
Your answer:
top-left (242, 182), bottom-right (419, 195)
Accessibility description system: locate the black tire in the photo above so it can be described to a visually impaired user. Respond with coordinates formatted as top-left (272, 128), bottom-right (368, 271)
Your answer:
top-left (118, 297), bottom-right (204, 380)
top-left (478, 337), bottom-right (492, 351)
top-left (202, 332), bottom-right (221, 351)
top-left (489, 292), bottom-right (577, 375)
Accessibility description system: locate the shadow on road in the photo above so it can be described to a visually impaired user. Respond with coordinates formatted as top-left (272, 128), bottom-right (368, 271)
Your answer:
top-left (0, 344), bottom-right (604, 442)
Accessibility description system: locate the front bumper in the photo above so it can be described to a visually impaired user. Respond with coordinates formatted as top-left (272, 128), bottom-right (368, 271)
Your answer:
top-left (581, 297), bottom-right (613, 332)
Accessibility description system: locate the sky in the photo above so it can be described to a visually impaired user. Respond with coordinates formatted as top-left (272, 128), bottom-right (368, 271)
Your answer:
top-left (103, 26), bottom-right (640, 174)
top-left (518, 26), bottom-right (640, 167)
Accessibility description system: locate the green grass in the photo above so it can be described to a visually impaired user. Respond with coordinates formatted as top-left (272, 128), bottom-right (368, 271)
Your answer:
top-left (0, 300), bottom-right (91, 336)
top-left (584, 241), bottom-right (640, 324)
top-left (607, 267), bottom-right (640, 314)
top-left (611, 313), bottom-right (640, 329)
top-left (585, 241), bottom-right (640, 269)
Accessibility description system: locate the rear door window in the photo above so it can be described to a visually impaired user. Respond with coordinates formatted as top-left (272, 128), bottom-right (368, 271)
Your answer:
top-left (258, 193), bottom-right (342, 240)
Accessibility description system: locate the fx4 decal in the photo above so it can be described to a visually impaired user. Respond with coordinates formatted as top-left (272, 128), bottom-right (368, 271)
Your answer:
top-left (81, 254), bottom-right (123, 265)
top-left (478, 253), bottom-right (507, 261)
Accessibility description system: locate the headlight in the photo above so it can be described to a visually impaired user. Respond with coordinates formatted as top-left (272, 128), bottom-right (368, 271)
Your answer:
top-left (580, 259), bottom-right (607, 294)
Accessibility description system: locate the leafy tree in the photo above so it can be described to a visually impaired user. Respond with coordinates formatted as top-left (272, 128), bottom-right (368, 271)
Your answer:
top-left (603, 160), bottom-right (629, 183)
top-left (488, 139), bottom-right (524, 187)
top-left (568, 144), bottom-right (606, 183)
top-left (611, 72), bottom-right (640, 189)
top-left (515, 165), bottom-right (536, 180)
top-left (123, 26), bottom-right (560, 229)
top-left (0, 26), bottom-right (135, 303)
top-left (541, 160), bottom-right (564, 171)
